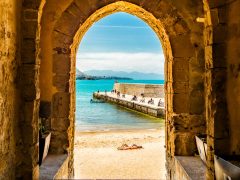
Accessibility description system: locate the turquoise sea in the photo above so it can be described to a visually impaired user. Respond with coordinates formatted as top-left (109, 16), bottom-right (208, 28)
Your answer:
top-left (75, 80), bottom-right (165, 131)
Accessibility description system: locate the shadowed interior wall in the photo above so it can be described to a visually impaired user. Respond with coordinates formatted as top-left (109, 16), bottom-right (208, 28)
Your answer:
top-left (226, 0), bottom-right (240, 156)
top-left (203, 0), bottom-right (240, 178)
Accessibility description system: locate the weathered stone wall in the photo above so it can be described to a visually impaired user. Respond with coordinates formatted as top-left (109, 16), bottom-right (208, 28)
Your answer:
top-left (18, 0), bottom-right (46, 179)
top-left (113, 83), bottom-right (164, 97)
top-left (203, 1), bottom-right (240, 179)
top-left (0, 0), bottom-right (22, 179)
top-left (226, 0), bottom-right (240, 157)
top-left (39, 0), bottom-right (206, 179)
top-left (2, 0), bottom-right (227, 179)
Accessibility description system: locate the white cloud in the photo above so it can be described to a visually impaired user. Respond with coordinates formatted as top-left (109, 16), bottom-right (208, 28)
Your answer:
top-left (76, 52), bottom-right (165, 74)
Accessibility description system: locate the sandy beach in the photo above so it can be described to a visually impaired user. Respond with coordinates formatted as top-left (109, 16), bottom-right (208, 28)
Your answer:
top-left (74, 129), bottom-right (166, 179)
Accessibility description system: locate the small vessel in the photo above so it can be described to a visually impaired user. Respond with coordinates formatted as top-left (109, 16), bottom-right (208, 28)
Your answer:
top-left (90, 99), bottom-right (105, 103)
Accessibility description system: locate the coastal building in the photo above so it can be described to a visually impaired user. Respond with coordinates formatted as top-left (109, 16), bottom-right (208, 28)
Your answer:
top-left (1, 0), bottom-right (240, 179)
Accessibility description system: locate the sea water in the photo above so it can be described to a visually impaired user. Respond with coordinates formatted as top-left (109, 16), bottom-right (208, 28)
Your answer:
top-left (75, 80), bottom-right (164, 131)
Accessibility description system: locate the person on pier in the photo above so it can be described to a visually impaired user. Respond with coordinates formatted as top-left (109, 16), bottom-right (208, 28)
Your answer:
top-left (117, 91), bottom-right (121, 97)
top-left (158, 99), bottom-right (163, 107)
top-left (131, 95), bottom-right (137, 101)
top-left (148, 98), bottom-right (154, 104)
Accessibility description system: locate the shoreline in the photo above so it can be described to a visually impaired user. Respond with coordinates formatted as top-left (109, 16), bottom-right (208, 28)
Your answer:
top-left (75, 126), bottom-right (164, 133)
top-left (74, 128), bottom-right (166, 179)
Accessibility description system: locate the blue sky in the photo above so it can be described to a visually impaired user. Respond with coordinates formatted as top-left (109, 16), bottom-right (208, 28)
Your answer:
top-left (76, 12), bottom-right (164, 74)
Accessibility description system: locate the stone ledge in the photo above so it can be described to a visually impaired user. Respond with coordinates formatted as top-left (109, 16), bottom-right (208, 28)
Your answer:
top-left (40, 154), bottom-right (68, 180)
top-left (174, 156), bottom-right (206, 180)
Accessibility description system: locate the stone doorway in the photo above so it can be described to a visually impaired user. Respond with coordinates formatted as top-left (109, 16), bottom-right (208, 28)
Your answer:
top-left (24, 0), bottom-right (206, 178)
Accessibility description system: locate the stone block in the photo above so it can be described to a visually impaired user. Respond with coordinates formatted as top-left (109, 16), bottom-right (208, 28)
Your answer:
top-left (39, 101), bottom-right (51, 118)
top-left (226, 38), bottom-right (240, 64)
top-left (189, 55), bottom-right (204, 73)
top-left (23, 100), bottom-right (40, 125)
top-left (172, 82), bottom-right (189, 94)
top-left (189, 89), bottom-right (204, 115)
top-left (24, 9), bottom-right (38, 20)
top-left (23, 0), bottom-right (42, 9)
top-left (52, 54), bottom-right (70, 74)
top-left (208, 0), bottom-right (226, 9)
top-left (68, 2), bottom-right (88, 23)
top-left (53, 74), bottom-right (70, 92)
top-left (172, 58), bottom-right (189, 78)
top-left (51, 118), bottom-right (70, 131)
top-left (22, 38), bottom-right (36, 64)
top-left (217, 6), bottom-right (227, 24)
top-left (52, 92), bottom-right (70, 118)
top-left (49, 131), bottom-right (69, 154)
top-left (53, 47), bottom-right (71, 55)
top-left (227, 24), bottom-right (240, 40)
top-left (211, 68), bottom-right (227, 101)
top-left (174, 132), bottom-right (197, 156)
top-left (214, 102), bottom-right (229, 139)
top-left (173, 93), bottom-right (189, 113)
top-left (20, 123), bottom-right (38, 146)
top-left (52, 31), bottom-right (72, 50)
top-left (141, 0), bottom-right (160, 12)
top-left (189, 72), bottom-right (204, 91)
top-left (54, 11), bottom-right (81, 37)
top-left (75, 0), bottom-right (94, 16)
top-left (210, 8), bottom-right (219, 26)
top-left (22, 21), bottom-right (38, 38)
top-left (170, 35), bottom-right (195, 58)
top-left (168, 20), bottom-right (189, 37)
top-left (173, 114), bottom-right (205, 132)
top-left (21, 64), bottom-right (40, 101)
top-left (213, 24), bottom-right (227, 44)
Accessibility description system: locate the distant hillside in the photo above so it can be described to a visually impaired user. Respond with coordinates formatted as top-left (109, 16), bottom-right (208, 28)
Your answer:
top-left (76, 69), bottom-right (85, 78)
top-left (76, 69), bottom-right (132, 80)
top-left (84, 70), bottom-right (164, 80)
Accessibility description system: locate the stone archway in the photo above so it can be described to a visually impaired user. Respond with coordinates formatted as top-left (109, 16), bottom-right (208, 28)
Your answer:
top-left (38, 0), bottom-right (205, 178)
top-left (0, 0), bottom-right (236, 179)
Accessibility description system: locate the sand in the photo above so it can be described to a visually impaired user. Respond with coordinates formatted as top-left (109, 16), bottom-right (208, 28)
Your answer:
top-left (74, 129), bottom-right (166, 179)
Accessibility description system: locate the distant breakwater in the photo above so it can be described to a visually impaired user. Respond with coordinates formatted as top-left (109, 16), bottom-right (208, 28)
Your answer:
top-left (93, 92), bottom-right (165, 118)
